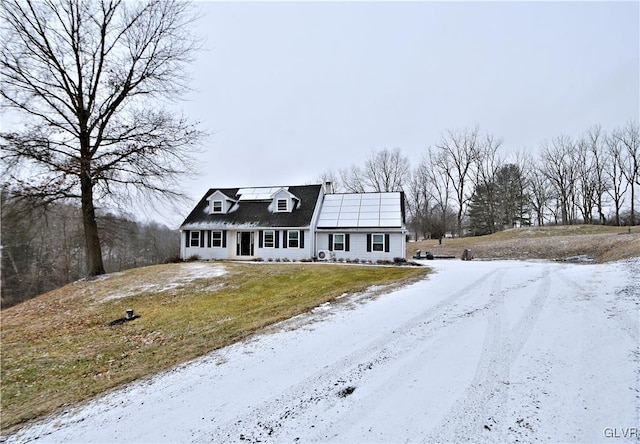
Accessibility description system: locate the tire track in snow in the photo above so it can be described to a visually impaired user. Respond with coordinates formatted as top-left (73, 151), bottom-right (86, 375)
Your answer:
top-left (554, 265), bottom-right (640, 440)
top-left (202, 267), bottom-right (503, 443)
top-left (506, 266), bottom-right (551, 361)
top-left (300, 271), bottom-right (505, 442)
top-left (555, 269), bottom-right (638, 343)
top-left (424, 266), bottom-right (552, 442)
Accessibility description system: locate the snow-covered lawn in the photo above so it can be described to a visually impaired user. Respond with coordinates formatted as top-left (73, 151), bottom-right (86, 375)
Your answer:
top-left (100, 263), bottom-right (227, 302)
top-left (9, 259), bottom-right (640, 443)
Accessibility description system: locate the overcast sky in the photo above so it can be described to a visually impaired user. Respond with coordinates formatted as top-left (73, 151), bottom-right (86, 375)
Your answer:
top-left (5, 1), bottom-right (636, 224)
top-left (175, 0), bottom-right (638, 211)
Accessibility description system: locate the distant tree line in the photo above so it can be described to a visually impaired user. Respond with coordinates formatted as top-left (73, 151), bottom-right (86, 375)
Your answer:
top-left (1, 191), bottom-right (179, 308)
top-left (319, 121), bottom-right (640, 240)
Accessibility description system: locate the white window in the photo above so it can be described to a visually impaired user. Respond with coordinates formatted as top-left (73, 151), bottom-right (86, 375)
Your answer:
top-left (333, 234), bottom-right (345, 251)
top-left (372, 234), bottom-right (385, 252)
top-left (264, 230), bottom-right (275, 248)
top-left (190, 231), bottom-right (200, 247)
top-left (212, 231), bottom-right (223, 247)
top-left (212, 200), bottom-right (223, 213)
top-left (277, 198), bottom-right (288, 212)
top-left (288, 230), bottom-right (299, 248)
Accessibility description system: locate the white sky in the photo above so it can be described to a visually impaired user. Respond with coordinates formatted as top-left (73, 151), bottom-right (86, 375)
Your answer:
top-left (177, 0), bottom-right (639, 204)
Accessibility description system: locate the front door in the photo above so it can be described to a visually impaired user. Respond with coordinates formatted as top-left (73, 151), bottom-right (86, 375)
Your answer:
top-left (237, 232), bottom-right (254, 256)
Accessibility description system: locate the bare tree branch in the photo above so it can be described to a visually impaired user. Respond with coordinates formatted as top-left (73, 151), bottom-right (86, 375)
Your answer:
top-left (1, 0), bottom-right (205, 276)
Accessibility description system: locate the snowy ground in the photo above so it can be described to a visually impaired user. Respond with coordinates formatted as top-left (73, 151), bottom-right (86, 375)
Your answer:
top-left (8, 259), bottom-right (640, 443)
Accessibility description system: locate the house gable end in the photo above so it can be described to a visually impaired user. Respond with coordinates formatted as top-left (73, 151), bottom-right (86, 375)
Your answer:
top-left (206, 190), bottom-right (237, 215)
top-left (270, 188), bottom-right (299, 213)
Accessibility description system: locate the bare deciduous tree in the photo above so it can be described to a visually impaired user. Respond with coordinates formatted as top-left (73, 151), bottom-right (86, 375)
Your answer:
top-left (340, 148), bottom-right (410, 193)
top-left (583, 125), bottom-right (610, 225)
top-left (605, 132), bottom-right (630, 226)
top-left (575, 136), bottom-right (598, 224)
top-left (540, 135), bottom-right (579, 225)
top-left (362, 148), bottom-right (410, 192)
top-left (423, 148), bottom-right (456, 241)
top-left (1, 0), bottom-right (204, 276)
top-left (473, 134), bottom-right (504, 232)
top-left (434, 127), bottom-right (484, 235)
top-left (338, 165), bottom-right (366, 193)
top-left (512, 149), bottom-right (535, 225)
top-left (406, 157), bottom-right (434, 240)
top-left (529, 171), bottom-right (551, 226)
top-left (614, 121), bottom-right (640, 225)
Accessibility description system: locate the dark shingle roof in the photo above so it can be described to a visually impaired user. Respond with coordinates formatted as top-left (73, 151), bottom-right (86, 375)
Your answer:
top-left (180, 184), bottom-right (322, 230)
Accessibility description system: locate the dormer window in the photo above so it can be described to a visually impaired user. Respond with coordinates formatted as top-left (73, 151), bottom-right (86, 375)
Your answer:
top-left (207, 190), bottom-right (235, 215)
top-left (277, 198), bottom-right (288, 212)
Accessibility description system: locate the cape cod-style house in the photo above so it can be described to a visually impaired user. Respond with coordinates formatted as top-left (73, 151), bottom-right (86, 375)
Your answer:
top-left (179, 183), bottom-right (407, 262)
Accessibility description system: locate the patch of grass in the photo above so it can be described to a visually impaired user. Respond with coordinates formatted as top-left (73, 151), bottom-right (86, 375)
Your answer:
top-left (1, 262), bottom-right (428, 433)
top-left (480, 224), bottom-right (633, 239)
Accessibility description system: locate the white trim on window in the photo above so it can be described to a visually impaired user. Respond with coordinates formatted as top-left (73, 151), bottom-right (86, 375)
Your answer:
top-left (264, 230), bottom-right (275, 248)
top-left (372, 233), bottom-right (385, 252)
top-left (212, 200), bottom-right (223, 213)
top-left (333, 233), bottom-right (345, 251)
top-left (189, 231), bottom-right (200, 247)
top-left (212, 231), bottom-right (223, 247)
top-left (277, 198), bottom-right (288, 212)
top-left (288, 230), bottom-right (299, 248)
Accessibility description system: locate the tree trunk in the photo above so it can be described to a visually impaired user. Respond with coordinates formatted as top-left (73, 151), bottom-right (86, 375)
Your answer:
top-left (561, 199), bottom-right (568, 225)
top-left (630, 184), bottom-right (636, 226)
top-left (80, 168), bottom-right (105, 277)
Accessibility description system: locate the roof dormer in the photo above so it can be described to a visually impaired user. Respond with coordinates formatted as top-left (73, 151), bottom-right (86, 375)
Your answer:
top-left (271, 188), bottom-right (299, 213)
top-left (206, 190), bottom-right (237, 215)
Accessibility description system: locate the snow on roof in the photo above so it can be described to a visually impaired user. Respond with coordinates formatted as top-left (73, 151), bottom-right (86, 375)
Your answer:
top-left (236, 187), bottom-right (289, 201)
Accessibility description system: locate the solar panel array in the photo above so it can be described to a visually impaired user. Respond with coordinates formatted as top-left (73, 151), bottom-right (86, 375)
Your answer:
top-left (236, 187), bottom-right (287, 201)
top-left (317, 193), bottom-right (403, 228)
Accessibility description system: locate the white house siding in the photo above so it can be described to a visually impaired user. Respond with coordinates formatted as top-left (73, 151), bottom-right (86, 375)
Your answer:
top-left (181, 229), bottom-right (230, 261)
top-left (180, 229), bottom-right (314, 261)
top-left (316, 231), bottom-right (406, 262)
top-left (253, 229), bottom-right (313, 261)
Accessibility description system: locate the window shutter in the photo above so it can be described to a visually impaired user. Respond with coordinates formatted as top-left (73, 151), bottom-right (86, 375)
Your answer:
top-left (300, 231), bottom-right (304, 249)
top-left (259, 230), bottom-right (264, 248)
top-left (222, 230), bottom-right (227, 248)
top-left (275, 230), bottom-right (280, 248)
top-left (282, 230), bottom-right (288, 249)
top-left (328, 234), bottom-right (333, 251)
top-left (385, 234), bottom-right (390, 252)
top-left (200, 231), bottom-right (205, 248)
top-left (345, 234), bottom-right (350, 252)
top-left (366, 234), bottom-right (372, 252)
top-left (185, 230), bottom-right (190, 247)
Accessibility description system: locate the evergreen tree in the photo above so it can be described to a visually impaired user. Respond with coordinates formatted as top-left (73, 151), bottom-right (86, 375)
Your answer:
top-left (468, 164), bottom-right (530, 235)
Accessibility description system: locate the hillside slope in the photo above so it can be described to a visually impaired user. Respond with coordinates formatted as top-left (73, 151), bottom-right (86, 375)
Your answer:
top-left (1, 262), bottom-right (426, 434)
top-left (410, 225), bottom-right (640, 262)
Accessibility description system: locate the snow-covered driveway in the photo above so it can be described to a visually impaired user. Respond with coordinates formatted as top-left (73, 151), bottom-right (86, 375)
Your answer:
top-left (9, 259), bottom-right (640, 443)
